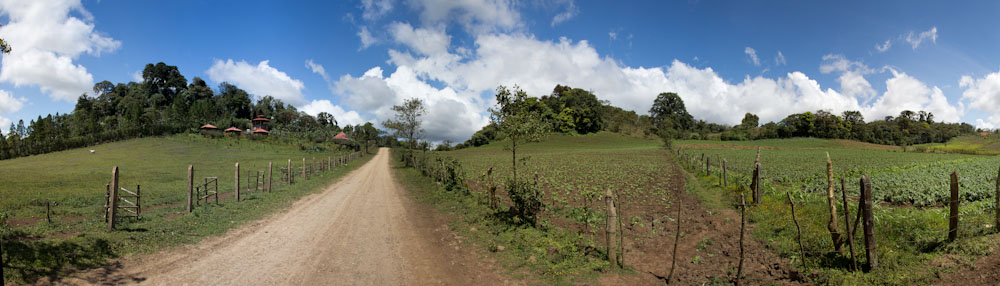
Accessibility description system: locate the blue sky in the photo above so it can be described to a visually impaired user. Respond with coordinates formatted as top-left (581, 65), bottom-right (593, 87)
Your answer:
top-left (1, 0), bottom-right (1000, 142)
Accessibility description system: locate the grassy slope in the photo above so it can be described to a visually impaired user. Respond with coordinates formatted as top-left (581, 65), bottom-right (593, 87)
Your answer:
top-left (675, 137), bottom-right (999, 285)
top-left (913, 134), bottom-right (1000, 155)
top-left (1, 134), bottom-right (373, 283)
top-left (0, 134), bottom-right (351, 218)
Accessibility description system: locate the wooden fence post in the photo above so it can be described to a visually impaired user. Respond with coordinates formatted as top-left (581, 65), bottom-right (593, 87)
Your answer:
top-left (700, 153), bottom-right (705, 173)
top-left (235, 162), bottom-right (241, 202)
top-left (705, 156), bottom-right (710, 175)
top-left (667, 186), bottom-right (682, 284)
top-left (825, 153), bottom-right (843, 252)
top-left (751, 163), bottom-right (761, 205)
top-left (860, 174), bottom-right (877, 271)
top-left (302, 158), bottom-right (307, 179)
top-left (722, 159), bottom-right (728, 187)
top-left (268, 162), bottom-right (273, 193)
top-left (287, 159), bottom-right (293, 184)
top-left (786, 191), bottom-right (807, 269)
top-left (949, 171), bottom-right (959, 242)
top-left (605, 188), bottom-right (618, 267)
top-left (108, 166), bottom-right (119, 231)
top-left (996, 165), bottom-right (1000, 233)
top-left (104, 184), bottom-right (110, 222)
top-left (841, 178), bottom-right (858, 271)
top-left (187, 165), bottom-right (194, 213)
top-left (737, 192), bottom-right (746, 286)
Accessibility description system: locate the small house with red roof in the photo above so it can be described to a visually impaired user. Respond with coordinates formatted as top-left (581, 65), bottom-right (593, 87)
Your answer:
top-left (251, 115), bottom-right (270, 131)
top-left (199, 124), bottom-right (221, 137)
top-left (252, 128), bottom-right (270, 136)
top-left (332, 132), bottom-right (350, 140)
top-left (223, 127), bottom-right (242, 136)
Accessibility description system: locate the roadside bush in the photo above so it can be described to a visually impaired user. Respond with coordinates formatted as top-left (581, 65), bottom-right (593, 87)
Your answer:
top-left (507, 176), bottom-right (544, 226)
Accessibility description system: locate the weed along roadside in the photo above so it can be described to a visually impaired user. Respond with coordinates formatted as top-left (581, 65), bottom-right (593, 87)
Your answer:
top-left (0, 136), bottom-right (376, 284)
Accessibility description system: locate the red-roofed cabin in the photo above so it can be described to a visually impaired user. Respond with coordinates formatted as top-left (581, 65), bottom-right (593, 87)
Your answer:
top-left (252, 115), bottom-right (270, 131)
top-left (252, 128), bottom-right (270, 136)
top-left (332, 132), bottom-right (350, 141)
top-left (979, 131), bottom-right (992, 136)
top-left (223, 127), bottom-right (242, 137)
top-left (199, 124), bottom-right (221, 137)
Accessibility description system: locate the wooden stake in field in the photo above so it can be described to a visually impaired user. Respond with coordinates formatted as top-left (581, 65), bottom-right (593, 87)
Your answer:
top-left (235, 162), bottom-right (241, 202)
top-left (667, 186), bottom-right (682, 284)
top-left (605, 188), bottom-right (618, 267)
top-left (751, 163), bottom-right (761, 205)
top-left (705, 156), bottom-right (710, 175)
top-left (187, 165), bottom-right (194, 213)
top-left (860, 174), bottom-right (877, 271)
top-left (841, 178), bottom-right (858, 271)
top-left (825, 153), bottom-right (843, 252)
top-left (722, 159), bottom-right (728, 187)
top-left (786, 191), bottom-right (807, 269)
top-left (996, 166), bottom-right (1000, 233)
top-left (108, 166), bottom-right (119, 231)
top-left (267, 162), bottom-right (273, 193)
top-left (287, 159), bottom-right (293, 184)
top-left (949, 170), bottom-right (960, 242)
top-left (737, 191), bottom-right (746, 286)
top-left (302, 158), bottom-right (307, 179)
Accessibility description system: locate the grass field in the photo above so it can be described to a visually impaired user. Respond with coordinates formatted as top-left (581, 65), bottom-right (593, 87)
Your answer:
top-left (913, 134), bottom-right (1000, 155)
top-left (407, 132), bottom-right (682, 283)
top-left (1, 134), bottom-right (373, 283)
top-left (0, 134), bottom-right (355, 218)
top-left (675, 137), bottom-right (1000, 285)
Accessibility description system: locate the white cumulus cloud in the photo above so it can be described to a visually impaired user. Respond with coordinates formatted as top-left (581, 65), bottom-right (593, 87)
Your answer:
top-left (357, 26), bottom-right (377, 50)
top-left (301, 99), bottom-right (367, 127)
top-left (0, 89), bottom-right (26, 114)
top-left (0, 0), bottom-right (120, 101)
top-left (775, 51), bottom-right (787, 66)
top-left (206, 59), bottom-right (307, 105)
top-left (409, 0), bottom-right (522, 34)
top-left (550, 0), bottom-right (578, 26)
top-left (960, 68), bottom-right (1000, 127)
top-left (875, 39), bottom-right (892, 53)
top-left (744, 47), bottom-right (760, 66)
top-left (905, 26), bottom-right (938, 49)
top-left (360, 0), bottom-right (393, 21)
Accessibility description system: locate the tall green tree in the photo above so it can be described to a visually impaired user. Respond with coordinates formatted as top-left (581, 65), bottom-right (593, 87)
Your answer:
top-left (490, 85), bottom-right (549, 184)
top-left (382, 98), bottom-right (426, 149)
top-left (142, 62), bottom-right (187, 105)
top-left (649, 92), bottom-right (694, 132)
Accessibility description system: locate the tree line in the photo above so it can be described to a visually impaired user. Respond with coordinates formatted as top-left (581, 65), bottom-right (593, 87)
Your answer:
top-left (0, 62), bottom-right (382, 160)
top-left (449, 85), bottom-right (975, 149)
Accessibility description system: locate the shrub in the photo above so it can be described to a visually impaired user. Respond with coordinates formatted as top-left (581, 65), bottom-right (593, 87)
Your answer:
top-left (507, 176), bottom-right (544, 226)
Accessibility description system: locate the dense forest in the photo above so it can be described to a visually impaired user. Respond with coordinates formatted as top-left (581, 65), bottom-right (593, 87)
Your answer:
top-left (452, 85), bottom-right (976, 149)
top-left (0, 62), bottom-right (380, 160)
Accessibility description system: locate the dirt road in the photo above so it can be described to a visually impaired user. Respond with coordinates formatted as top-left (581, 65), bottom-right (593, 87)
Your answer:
top-left (64, 148), bottom-right (509, 285)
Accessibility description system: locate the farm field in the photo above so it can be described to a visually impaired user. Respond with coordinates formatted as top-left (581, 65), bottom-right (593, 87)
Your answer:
top-left (406, 132), bottom-right (800, 284)
top-left (0, 134), bottom-right (373, 283)
top-left (675, 138), bottom-right (1000, 284)
top-left (912, 133), bottom-right (1000, 155)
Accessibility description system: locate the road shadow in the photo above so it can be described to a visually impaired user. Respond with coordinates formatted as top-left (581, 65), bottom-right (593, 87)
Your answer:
top-left (2, 230), bottom-right (117, 284)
